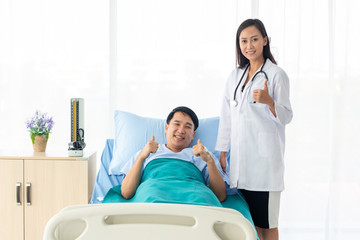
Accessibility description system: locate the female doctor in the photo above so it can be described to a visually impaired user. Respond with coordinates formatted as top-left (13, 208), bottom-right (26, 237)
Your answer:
top-left (215, 19), bottom-right (292, 240)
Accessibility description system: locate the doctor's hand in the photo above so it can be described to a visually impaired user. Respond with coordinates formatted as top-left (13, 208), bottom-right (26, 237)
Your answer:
top-left (253, 79), bottom-right (274, 106)
top-left (253, 79), bottom-right (277, 117)
top-left (193, 139), bottom-right (213, 163)
top-left (220, 152), bottom-right (227, 173)
top-left (140, 135), bottom-right (159, 159)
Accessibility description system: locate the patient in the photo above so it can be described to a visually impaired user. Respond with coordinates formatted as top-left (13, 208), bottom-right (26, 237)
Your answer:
top-left (103, 106), bottom-right (228, 206)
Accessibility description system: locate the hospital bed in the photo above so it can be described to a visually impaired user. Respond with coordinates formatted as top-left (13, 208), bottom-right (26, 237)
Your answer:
top-left (43, 111), bottom-right (258, 240)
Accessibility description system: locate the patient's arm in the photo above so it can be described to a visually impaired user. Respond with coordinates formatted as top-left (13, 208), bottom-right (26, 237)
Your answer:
top-left (121, 136), bottom-right (159, 199)
top-left (193, 139), bottom-right (227, 202)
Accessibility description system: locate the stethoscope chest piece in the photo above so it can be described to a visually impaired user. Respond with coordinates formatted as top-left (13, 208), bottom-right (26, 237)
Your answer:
top-left (231, 100), bottom-right (238, 107)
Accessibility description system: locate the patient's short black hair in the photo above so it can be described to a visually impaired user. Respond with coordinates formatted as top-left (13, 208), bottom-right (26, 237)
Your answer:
top-left (166, 106), bottom-right (199, 130)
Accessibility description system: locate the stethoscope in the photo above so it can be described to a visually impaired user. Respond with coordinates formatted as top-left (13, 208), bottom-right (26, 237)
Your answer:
top-left (231, 59), bottom-right (269, 107)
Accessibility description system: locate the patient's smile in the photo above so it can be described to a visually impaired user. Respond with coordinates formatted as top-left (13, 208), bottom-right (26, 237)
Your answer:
top-left (175, 135), bottom-right (185, 140)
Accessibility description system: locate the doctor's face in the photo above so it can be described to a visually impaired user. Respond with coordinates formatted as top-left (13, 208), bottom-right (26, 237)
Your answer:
top-left (165, 112), bottom-right (195, 153)
top-left (239, 25), bottom-right (267, 63)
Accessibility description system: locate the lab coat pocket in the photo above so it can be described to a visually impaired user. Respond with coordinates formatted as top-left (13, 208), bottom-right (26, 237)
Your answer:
top-left (258, 132), bottom-right (276, 158)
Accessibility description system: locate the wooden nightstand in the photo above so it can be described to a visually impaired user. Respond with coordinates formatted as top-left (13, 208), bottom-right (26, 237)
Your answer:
top-left (0, 151), bottom-right (96, 240)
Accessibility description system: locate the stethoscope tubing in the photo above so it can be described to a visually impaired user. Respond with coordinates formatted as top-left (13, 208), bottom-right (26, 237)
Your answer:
top-left (232, 64), bottom-right (250, 102)
top-left (232, 59), bottom-right (268, 106)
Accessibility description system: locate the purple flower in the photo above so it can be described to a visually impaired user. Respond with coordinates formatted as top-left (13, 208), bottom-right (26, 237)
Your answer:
top-left (25, 110), bottom-right (55, 135)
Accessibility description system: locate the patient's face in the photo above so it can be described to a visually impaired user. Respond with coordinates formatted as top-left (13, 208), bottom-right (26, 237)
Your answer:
top-left (165, 112), bottom-right (196, 153)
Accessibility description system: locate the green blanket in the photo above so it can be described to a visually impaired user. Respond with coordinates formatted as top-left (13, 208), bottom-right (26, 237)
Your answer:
top-left (103, 158), bottom-right (255, 227)
top-left (104, 158), bottom-right (221, 206)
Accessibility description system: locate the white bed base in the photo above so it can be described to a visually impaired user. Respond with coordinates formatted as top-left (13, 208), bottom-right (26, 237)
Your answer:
top-left (43, 203), bottom-right (257, 240)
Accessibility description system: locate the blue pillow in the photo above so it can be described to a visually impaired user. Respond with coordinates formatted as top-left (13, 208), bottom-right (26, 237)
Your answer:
top-left (109, 110), bottom-right (220, 175)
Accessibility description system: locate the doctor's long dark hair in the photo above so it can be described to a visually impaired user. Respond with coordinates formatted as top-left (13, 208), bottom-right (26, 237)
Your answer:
top-left (236, 19), bottom-right (277, 69)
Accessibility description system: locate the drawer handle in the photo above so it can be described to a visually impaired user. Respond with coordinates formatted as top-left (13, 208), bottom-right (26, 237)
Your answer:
top-left (16, 182), bottom-right (21, 205)
top-left (26, 183), bottom-right (31, 205)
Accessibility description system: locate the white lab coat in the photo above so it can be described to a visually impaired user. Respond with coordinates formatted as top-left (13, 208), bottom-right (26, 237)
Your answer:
top-left (216, 59), bottom-right (293, 191)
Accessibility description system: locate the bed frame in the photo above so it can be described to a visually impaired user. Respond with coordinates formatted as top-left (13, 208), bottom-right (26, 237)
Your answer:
top-left (43, 202), bottom-right (256, 240)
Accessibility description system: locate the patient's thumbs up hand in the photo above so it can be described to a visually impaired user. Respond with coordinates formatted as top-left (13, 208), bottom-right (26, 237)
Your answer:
top-left (148, 135), bottom-right (159, 152)
top-left (141, 135), bottom-right (159, 159)
top-left (193, 139), bottom-right (212, 162)
top-left (193, 139), bottom-right (202, 157)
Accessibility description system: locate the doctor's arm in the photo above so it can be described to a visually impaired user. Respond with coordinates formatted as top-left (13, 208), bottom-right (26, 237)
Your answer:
top-left (271, 71), bottom-right (293, 125)
top-left (253, 71), bottom-right (293, 124)
top-left (121, 136), bottom-right (159, 199)
top-left (216, 81), bottom-right (232, 172)
top-left (193, 140), bottom-right (227, 202)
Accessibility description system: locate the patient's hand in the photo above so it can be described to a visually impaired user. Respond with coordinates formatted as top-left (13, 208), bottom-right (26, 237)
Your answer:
top-left (193, 139), bottom-right (212, 163)
top-left (194, 139), bottom-right (226, 202)
top-left (140, 135), bottom-right (159, 159)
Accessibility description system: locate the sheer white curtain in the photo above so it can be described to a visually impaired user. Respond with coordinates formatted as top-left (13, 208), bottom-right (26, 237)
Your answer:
top-left (109, 0), bottom-right (252, 120)
top-left (0, 0), bottom-right (109, 166)
top-left (256, 0), bottom-right (360, 239)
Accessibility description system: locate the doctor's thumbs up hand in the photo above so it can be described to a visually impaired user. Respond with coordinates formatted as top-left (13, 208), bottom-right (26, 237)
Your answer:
top-left (193, 139), bottom-right (212, 163)
top-left (140, 135), bottom-right (159, 159)
top-left (253, 79), bottom-right (274, 106)
top-left (253, 79), bottom-right (277, 117)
